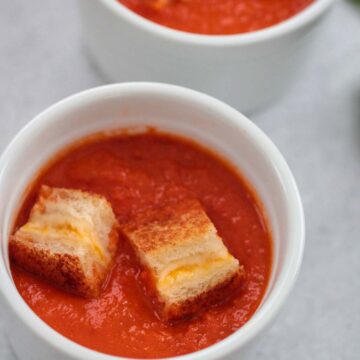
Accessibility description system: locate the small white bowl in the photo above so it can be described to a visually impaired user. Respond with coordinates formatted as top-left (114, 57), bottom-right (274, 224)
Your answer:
top-left (0, 83), bottom-right (304, 360)
top-left (77, 0), bottom-right (335, 112)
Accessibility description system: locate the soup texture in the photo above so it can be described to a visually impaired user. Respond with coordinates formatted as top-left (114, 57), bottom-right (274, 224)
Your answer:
top-left (117, 0), bottom-right (314, 35)
top-left (11, 132), bottom-right (272, 359)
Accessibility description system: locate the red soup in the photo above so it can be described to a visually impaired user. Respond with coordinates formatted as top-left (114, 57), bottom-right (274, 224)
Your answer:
top-left (116, 0), bottom-right (314, 35)
top-left (11, 132), bottom-right (272, 359)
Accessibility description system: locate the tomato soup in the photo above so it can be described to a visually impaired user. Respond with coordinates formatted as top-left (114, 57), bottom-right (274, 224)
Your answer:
top-left (11, 132), bottom-right (272, 359)
top-left (116, 0), bottom-right (314, 35)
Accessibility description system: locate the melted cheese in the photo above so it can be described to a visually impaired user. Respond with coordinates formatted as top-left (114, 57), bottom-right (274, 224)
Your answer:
top-left (21, 222), bottom-right (105, 260)
top-left (159, 254), bottom-right (234, 288)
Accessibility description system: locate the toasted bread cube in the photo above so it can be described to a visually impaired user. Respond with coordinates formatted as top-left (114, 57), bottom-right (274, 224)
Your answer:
top-left (123, 199), bottom-right (243, 321)
top-left (10, 186), bottom-right (119, 298)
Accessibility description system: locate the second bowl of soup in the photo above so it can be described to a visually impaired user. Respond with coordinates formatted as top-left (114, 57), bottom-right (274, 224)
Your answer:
top-left (78, 0), bottom-right (334, 111)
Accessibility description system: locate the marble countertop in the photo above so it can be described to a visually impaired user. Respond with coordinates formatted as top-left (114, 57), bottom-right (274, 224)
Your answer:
top-left (0, 1), bottom-right (359, 359)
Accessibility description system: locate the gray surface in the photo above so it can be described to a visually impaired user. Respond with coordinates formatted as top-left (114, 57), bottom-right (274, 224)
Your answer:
top-left (0, 1), bottom-right (359, 359)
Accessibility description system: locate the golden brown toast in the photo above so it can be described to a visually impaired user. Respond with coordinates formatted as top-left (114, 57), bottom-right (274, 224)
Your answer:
top-left (10, 185), bottom-right (119, 298)
top-left (123, 198), bottom-right (244, 321)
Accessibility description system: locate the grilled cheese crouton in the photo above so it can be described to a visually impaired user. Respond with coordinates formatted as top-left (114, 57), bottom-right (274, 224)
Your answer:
top-left (123, 199), bottom-right (244, 321)
top-left (10, 186), bottom-right (119, 298)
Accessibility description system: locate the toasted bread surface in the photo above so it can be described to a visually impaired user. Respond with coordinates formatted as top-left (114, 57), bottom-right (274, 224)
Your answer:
top-left (123, 198), bottom-right (243, 321)
top-left (10, 186), bottom-right (119, 297)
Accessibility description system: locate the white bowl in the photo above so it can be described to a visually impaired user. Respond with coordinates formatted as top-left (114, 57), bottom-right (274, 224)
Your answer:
top-left (77, 0), bottom-right (335, 112)
top-left (0, 83), bottom-right (304, 360)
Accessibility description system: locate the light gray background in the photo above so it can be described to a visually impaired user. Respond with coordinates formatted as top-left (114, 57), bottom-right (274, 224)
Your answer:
top-left (0, 1), bottom-right (359, 359)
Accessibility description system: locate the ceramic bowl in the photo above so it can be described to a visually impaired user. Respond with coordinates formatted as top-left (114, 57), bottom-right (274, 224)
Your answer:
top-left (0, 83), bottom-right (304, 360)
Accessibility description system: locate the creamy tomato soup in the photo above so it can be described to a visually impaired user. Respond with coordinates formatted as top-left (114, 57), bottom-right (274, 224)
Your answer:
top-left (11, 132), bottom-right (272, 359)
top-left (116, 0), bottom-right (314, 35)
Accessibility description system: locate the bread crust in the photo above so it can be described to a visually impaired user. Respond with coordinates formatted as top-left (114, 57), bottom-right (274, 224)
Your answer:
top-left (123, 198), bottom-right (212, 253)
top-left (164, 266), bottom-right (245, 322)
top-left (10, 223), bottom-right (119, 298)
top-left (123, 198), bottom-right (244, 322)
top-left (10, 186), bottom-right (119, 298)
top-left (10, 239), bottom-right (95, 297)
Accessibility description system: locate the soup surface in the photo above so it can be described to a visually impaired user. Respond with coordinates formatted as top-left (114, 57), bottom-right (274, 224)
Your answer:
top-left (11, 132), bottom-right (272, 359)
top-left (116, 0), bottom-right (314, 35)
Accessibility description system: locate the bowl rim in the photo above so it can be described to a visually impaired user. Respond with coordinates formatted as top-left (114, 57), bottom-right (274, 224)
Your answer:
top-left (0, 83), bottom-right (305, 360)
top-left (96, 0), bottom-right (335, 46)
